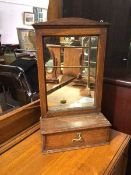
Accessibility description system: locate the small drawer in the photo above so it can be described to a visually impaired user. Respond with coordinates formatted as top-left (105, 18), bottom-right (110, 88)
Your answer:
top-left (42, 127), bottom-right (110, 153)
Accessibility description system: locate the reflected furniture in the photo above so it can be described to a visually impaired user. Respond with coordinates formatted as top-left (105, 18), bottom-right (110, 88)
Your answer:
top-left (0, 129), bottom-right (130, 175)
top-left (14, 49), bottom-right (36, 60)
top-left (0, 34), bottom-right (5, 64)
top-left (33, 18), bottom-right (111, 153)
top-left (11, 59), bottom-right (39, 93)
top-left (63, 47), bottom-right (83, 76)
top-left (15, 28), bottom-right (36, 60)
top-left (0, 64), bottom-right (38, 109)
top-left (46, 45), bottom-right (61, 81)
top-left (0, 46), bottom-right (5, 64)
top-left (47, 43), bottom-right (97, 90)
top-left (47, 45), bottom-right (84, 81)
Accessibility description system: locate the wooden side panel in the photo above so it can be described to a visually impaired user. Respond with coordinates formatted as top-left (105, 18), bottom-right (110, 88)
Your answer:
top-left (102, 79), bottom-right (131, 135)
top-left (95, 28), bottom-right (107, 110)
top-left (35, 31), bottom-right (48, 116)
top-left (111, 149), bottom-right (128, 175)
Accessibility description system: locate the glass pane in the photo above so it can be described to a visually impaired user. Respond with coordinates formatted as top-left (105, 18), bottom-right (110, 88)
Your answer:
top-left (43, 36), bottom-right (98, 112)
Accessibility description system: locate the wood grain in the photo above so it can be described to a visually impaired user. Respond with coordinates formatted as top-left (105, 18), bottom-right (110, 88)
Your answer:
top-left (48, 46), bottom-right (61, 77)
top-left (0, 130), bottom-right (130, 175)
top-left (0, 99), bottom-right (40, 145)
top-left (34, 18), bottom-right (110, 153)
top-left (44, 127), bottom-right (110, 153)
top-left (33, 17), bottom-right (109, 29)
top-left (41, 113), bottom-right (111, 134)
top-left (41, 113), bottom-right (111, 153)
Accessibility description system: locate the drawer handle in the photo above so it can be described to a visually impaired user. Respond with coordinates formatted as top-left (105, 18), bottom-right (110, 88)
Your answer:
top-left (72, 132), bottom-right (84, 142)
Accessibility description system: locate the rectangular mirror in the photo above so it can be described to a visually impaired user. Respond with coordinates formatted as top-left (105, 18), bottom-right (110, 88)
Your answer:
top-left (43, 36), bottom-right (98, 112)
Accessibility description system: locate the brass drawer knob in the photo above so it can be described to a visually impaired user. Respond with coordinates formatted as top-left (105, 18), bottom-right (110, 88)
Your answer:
top-left (72, 132), bottom-right (84, 142)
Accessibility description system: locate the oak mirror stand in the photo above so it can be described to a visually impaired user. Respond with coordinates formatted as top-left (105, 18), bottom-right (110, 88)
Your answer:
top-left (0, 18), bottom-right (111, 154)
top-left (33, 18), bottom-right (111, 153)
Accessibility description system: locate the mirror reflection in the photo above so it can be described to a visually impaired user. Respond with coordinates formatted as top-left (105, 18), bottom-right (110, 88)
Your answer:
top-left (0, 29), bottom-right (39, 116)
top-left (44, 36), bottom-right (98, 111)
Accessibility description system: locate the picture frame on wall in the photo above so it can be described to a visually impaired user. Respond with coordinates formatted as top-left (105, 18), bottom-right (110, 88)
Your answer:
top-left (24, 12), bottom-right (35, 26)
top-left (33, 7), bottom-right (46, 23)
top-left (17, 28), bottom-right (35, 50)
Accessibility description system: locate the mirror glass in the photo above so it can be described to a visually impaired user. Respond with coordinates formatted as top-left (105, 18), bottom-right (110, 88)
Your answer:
top-left (0, 29), bottom-right (39, 116)
top-left (43, 36), bottom-right (98, 111)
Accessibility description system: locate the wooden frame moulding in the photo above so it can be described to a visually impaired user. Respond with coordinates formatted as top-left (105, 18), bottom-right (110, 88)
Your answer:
top-left (34, 19), bottom-right (107, 117)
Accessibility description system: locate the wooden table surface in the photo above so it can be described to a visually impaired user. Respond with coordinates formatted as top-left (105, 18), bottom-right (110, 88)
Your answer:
top-left (0, 130), bottom-right (130, 175)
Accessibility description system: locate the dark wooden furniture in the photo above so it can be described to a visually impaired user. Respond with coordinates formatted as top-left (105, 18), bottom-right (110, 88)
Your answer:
top-left (33, 18), bottom-right (111, 153)
top-left (102, 76), bottom-right (131, 135)
top-left (63, 0), bottom-right (131, 61)
top-left (11, 59), bottom-right (39, 93)
top-left (101, 59), bottom-right (131, 134)
top-left (0, 129), bottom-right (130, 175)
top-left (101, 63), bottom-right (131, 175)
top-left (0, 64), bottom-right (38, 107)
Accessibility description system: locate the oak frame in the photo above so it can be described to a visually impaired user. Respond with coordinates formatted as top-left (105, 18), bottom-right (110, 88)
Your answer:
top-left (34, 26), bottom-right (107, 117)
top-left (33, 18), bottom-right (111, 153)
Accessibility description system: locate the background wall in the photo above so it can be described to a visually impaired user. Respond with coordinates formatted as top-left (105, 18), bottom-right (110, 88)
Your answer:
top-left (0, 0), bottom-right (49, 44)
top-left (63, 0), bottom-right (131, 61)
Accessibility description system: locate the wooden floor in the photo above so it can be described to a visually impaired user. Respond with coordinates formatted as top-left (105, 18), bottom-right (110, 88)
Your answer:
top-left (0, 129), bottom-right (130, 175)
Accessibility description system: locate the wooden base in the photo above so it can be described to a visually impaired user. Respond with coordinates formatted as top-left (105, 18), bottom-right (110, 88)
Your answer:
top-left (41, 113), bottom-right (111, 153)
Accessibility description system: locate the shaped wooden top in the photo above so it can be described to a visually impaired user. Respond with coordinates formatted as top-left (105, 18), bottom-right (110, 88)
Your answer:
top-left (33, 17), bottom-right (109, 29)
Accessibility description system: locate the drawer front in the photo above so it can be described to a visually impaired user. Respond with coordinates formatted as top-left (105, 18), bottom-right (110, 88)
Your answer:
top-left (43, 127), bottom-right (110, 152)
